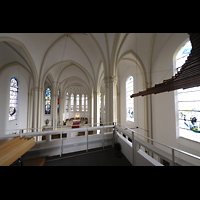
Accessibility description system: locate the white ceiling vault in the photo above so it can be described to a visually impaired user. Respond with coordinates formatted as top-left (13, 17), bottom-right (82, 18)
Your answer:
top-left (0, 33), bottom-right (189, 96)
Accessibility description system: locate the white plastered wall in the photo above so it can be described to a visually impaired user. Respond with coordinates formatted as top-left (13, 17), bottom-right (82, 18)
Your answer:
top-left (151, 33), bottom-right (200, 165)
top-left (0, 65), bottom-right (29, 135)
top-left (118, 61), bottom-right (145, 136)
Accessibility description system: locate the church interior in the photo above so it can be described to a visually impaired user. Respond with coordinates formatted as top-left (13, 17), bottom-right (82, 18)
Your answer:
top-left (0, 33), bottom-right (200, 166)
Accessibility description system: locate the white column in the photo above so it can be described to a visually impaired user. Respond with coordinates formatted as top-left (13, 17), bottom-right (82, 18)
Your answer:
top-left (88, 94), bottom-right (92, 125)
top-left (27, 90), bottom-right (32, 133)
top-left (38, 87), bottom-right (44, 132)
top-left (144, 81), bottom-right (152, 143)
top-left (117, 91), bottom-right (120, 125)
top-left (100, 89), bottom-right (104, 124)
top-left (32, 87), bottom-right (38, 132)
top-left (52, 84), bottom-right (58, 130)
top-left (104, 76), bottom-right (118, 123)
top-left (93, 91), bottom-right (98, 126)
top-left (59, 94), bottom-right (63, 127)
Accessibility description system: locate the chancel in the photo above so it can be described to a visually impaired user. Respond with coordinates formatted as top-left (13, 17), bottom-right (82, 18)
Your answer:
top-left (0, 33), bottom-right (200, 166)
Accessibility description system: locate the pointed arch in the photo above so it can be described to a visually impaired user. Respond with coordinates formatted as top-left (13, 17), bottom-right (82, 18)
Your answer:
top-left (0, 37), bottom-right (38, 87)
top-left (96, 60), bottom-right (105, 92)
top-left (87, 33), bottom-right (108, 78)
top-left (117, 50), bottom-right (147, 90)
top-left (41, 60), bottom-right (94, 90)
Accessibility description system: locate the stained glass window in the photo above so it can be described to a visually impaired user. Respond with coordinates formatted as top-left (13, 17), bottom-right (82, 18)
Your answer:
top-left (82, 94), bottom-right (85, 111)
top-left (45, 88), bottom-right (51, 114)
top-left (57, 90), bottom-right (59, 114)
top-left (176, 41), bottom-right (200, 142)
top-left (176, 41), bottom-right (192, 72)
top-left (9, 77), bottom-right (18, 121)
top-left (126, 76), bottom-right (134, 122)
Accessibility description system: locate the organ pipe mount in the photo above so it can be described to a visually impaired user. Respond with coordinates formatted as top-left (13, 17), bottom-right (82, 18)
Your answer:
top-left (130, 33), bottom-right (200, 98)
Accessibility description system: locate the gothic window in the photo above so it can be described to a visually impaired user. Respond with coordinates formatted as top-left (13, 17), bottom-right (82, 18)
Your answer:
top-left (45, 88), bottom-right (51, 114)
top-left (76, 94), bottom-right (79, 111)
top-left (71, 94), bottom-right (74, 111)
top-left (99, 93), bottom-right (101, 112)
top-left (104, 94), bottom-right (105, 114)
top-left (176, 41), bottom-right (192, 72)
top-left (57, 90), bottom-right (59, 114)
top-left (86, 95), bottom-right (88, 112)
top-left (9, 77), bottom-right (18, 121)
top-left (82, 94), bottom-right (85, 111)
top-left (66, 93), bottom-right (69, 112)
top-left (126, 76), bottom-right (134, 122)
top-left (175, 40), bottom-right (200, 142)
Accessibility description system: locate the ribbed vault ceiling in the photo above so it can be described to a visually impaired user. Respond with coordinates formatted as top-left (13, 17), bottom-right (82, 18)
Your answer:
top-left (0, 33), bottom-right (189, 96)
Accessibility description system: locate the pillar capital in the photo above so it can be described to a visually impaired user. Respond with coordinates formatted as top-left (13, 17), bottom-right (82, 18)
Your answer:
top-left (104, 76), bottom-right (118, 87)
top-left (93, 91), bottom-right (99, 95)
top-left (32, 87), bottom-right (44, 92)
top-left (32, 86), bottom-right (39, 91)
top-left (143, 82), bottom-right (152, 90)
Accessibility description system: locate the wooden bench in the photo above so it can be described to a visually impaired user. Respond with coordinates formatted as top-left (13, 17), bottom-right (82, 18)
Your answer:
top-left (0, 136), bottom-right (35, 166)
top-left (77, 131), bottom-right (95, 136)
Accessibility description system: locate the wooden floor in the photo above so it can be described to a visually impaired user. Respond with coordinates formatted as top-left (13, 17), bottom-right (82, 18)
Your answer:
top-left (23, 157), bottom-right (46, 166)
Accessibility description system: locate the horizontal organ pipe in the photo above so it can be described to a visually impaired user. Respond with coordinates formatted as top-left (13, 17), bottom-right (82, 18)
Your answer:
top-left (131, 33), bottom-right (200, 98)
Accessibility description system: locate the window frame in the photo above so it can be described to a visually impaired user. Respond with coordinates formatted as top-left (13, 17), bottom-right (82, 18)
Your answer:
top-left (174, 40), bottom-right (200, 143)
top-left (66, 92), bottom-right (69, 112)
top-left (76, 94), bottom-right (80, 111)
top-left (82, 94), bottom-right (85, 112)
top-left (9, 77), bottom-right (18, 121)
top-left (45, 87), bottom-right (51, 115)
top-left (85, 95), bottom-right (88, 112)
top-left (126, 76), bottom-right (134, 122)
top-left (71, 94), bottom-right (74, 112)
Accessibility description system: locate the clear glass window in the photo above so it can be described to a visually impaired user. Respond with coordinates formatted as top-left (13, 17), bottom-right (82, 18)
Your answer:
top-left (126, 76), bottom-right (134, 122)
top-left (175, 41), bottom-right (200, 142)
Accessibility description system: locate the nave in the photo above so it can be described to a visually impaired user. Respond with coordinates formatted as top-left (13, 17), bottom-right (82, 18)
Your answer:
top-left (1, 33), bottom-right (200, 166)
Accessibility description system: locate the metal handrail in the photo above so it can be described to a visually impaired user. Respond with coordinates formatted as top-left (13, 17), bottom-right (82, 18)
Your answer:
top-left (1, 122), bottom-right (200, 164)
top-left (116, 123), bottom-right (200, 162)
top-left (0, 122), bottom-right (114, 136)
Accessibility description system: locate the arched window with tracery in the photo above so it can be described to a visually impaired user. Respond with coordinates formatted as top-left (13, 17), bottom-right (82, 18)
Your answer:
top-left (66, 92), bottom-right (69, 112)
top-left (76, 94), bottom-right (79, 111)
top-left (175, 40), bottom-right (200, 142)
top-left (85, 95), bottom-right (88, 112)
top-left (71, 94), bottom-right (74, 111)
top-left (45, 88), bottom-right (51, 114)
top-left (82, 94), bottom-right (85, 111)
top-left (9, 77), bottom-right (18, 121)
top-left (126, 76), bottom-right (134, 122)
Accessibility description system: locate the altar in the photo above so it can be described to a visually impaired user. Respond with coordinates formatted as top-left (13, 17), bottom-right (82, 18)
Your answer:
top-left (73, 119), bottom-right (81, 122)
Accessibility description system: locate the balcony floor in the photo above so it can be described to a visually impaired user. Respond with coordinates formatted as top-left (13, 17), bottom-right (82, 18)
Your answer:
top-left (44, 146), bottom-right (132, 166)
